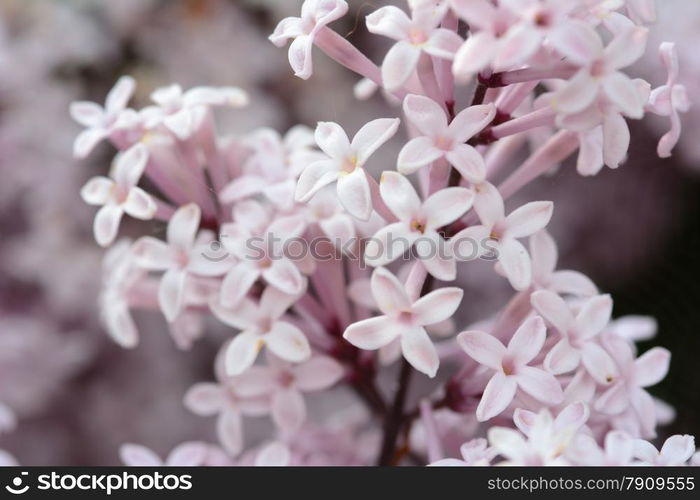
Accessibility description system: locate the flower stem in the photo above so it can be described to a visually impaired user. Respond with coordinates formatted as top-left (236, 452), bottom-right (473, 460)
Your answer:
top-left (377, 358), bottom-right (413, 466)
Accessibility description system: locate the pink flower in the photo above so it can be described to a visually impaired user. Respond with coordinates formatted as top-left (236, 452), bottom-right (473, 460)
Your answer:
top-left (235, 353), bottom-right (344, 433)
top-left (219, 200), bottom-right (307, 308)
top-left (596, 332), bottom-right (670, 436)
top-left (487, 409), bottom-right (572, 465)
top-left (514, 402), bottom-right (589, 437)
top-left (70, 75), bottom-right (135, 158)
top-left (184, 348), bottom-right (272, 456)
top-left (366, 3), bottom-right (462, 91)
top-left (633, 435), bottom-right (696, 465)
top-left (255, 441), bottom-right (292, 466)
top-left (647, 42), bottom-right (691, 158)
top-left (529, 230), bottom-right (598, 296)
top-left (295, 118), bottom-right (400, 220)
top-left (567, 430), bottom-right (635, 465)
top-left (269, 0), bottom-right (349, 79)
top-left (458, 316), bottom-right (564, 421)
top-left (451, 182), bottom-right (553, 290)
top-left (131, 203), bottom-right (230, 322)
top-left (120, 442), bottom-right (208, 466)
top-left (531, 291), bottom-right (618, 384)
top-left (343, 267), bottom-right (463, 377)
top-left (397, 94), bottom-right (495, 182)
top-left (364, 171), bottom-right (473, 280)
top-left (551, 23), bottom-right (648, 119)
top-left (210, 286), bottom-right (312, 376)
top-left (144, 84), bottom-right (248, 139)
top-left (80, 144), bottom-right (156, 247)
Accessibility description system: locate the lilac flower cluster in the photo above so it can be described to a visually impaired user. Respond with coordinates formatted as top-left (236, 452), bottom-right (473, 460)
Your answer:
top-left (72, 0), bottom-right (696, 466)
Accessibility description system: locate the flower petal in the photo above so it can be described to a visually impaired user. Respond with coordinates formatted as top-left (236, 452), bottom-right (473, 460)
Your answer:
top-left (550, 270), bottom-right (598, 297)
top-left (271, 388), bottom-right (306, 432)
top-left (159, 268), bottom-right (187, 322)
top-left (530, 290), bottom-right (572, 334)
top-left (370, 267), bottom-right (412, 314)
top-left (549, 20), bottom-right (602, 65)
top-left (225, 331), bottom-right (261, 376)
top-left (105, 75), bottom-right (136, 114)
top-left (633, 347), bottom-right (670, 388)
top-left (456, 330), bottom-right (505, 370)
top-left (262, 258), bottom-right (305, 295)
top-left (449, 103), bottom-right (496, 143)
top-left (382, 41), bottom-right (421, 92)
top-left (123, 187), bottom-right (156, 220)
top-left (544, 338), bottom-right (580, 374)
top-left (120, 444), bottom-right (162, 466)
top-left (452, 32), bottom-right (498, 80)
top-left (379, 171), bottom-right (421, 220)
top-left (352, 118), bottom-right (400, 166)
top-left (94, 205), bottom-right (124, 247)
top-left (265, 322), bottom-right (311, 363)
top-left (365, 5), bottom-right (412, 40)
top-left (473, 182), bottom-right (504, 228)
top-left (445, 144), bottom-right (486, 184)
top-left (294, 356), bottom-right (345, 391)
top-left (423, 187), bottom-right (474, 229)
top-left (581, 342), bottom-right (618, 385)
top-left (498, 238), bottom-right (532, 291)
top-left (81, 177), bottom-right (114, 205)
top-left (167, 203), bottom-right (201, 250)
top-left (574, 294), bottom-right (612, 340)
top-left (397, 136), bottom-right (444, 174)
top-left (401, 327), bottom-right (439, 378)
top-left (217, 409), bottom-right (244, 456)
top-left (343, 316), bottom-right (401, 350)
top-left (315, 121), bottom-right (350, 159)
top-left (602, 112), bottom-right (630, 168)
top-left (220, 263), bottom-right (259, 308)
top-left (516, 366), bottom-right (564, 404)
top-left (113, 143), bottom-right (149, 187)
top-left (337, 168), bottom-right (372, 220)
top-left (295, 160), bottom-right (339, 202)
top-left (364, 222), bottom-right (418, 267)
top-left (476, 371), bottom-right (518, 421)
top-left (412, 287), bottom-right (463, 326)
top-left (288, 35), bottom-right (314, 80)
top-left (402, 94), bottom-right (448, 136)
top-left (504, 201), bottom-right (553, 239)
top-left (184, 382), bottom-right (225, 416)
top-left (507, 316), bottom-right (546, 365)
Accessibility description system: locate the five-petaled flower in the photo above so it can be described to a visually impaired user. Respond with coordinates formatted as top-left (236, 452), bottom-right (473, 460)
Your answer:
top-left (343, 267), bottom-right (463, 377)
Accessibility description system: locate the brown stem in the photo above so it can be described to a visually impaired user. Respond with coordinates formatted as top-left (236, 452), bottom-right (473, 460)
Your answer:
top-left (377, 358), bottom-right (413, 465)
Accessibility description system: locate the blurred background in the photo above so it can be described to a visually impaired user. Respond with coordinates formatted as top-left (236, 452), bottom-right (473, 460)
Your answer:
top-left (0, 0), bottom-right (697, 465)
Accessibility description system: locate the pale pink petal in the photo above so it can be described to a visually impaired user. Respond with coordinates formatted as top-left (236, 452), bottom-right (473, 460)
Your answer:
top-left (94, 205), bottom-right (124, 247)
top-left (265, 322), bottom-right (311, 363)
top-left (397, 136), bottom-right (444, 174)
top-left (233, 366), bottom-right (278, 398)
top-left (422, 187), bottom-right (474, 229)
top-left (295, 160), bottom-right (339, 202)
top-left (416, 239), bottom-right (457, 281)
top-left (581, 342), bottom-right (618, 385)
top-left (487, 426), bottom-right (528, 458)
top-left (402, 94), bottom-right (448, 136)
top-left (288, 35), bottom-right (314, 80)
top-left (371, 267), bottom-right (412, 314)
top-left (260, 283), bottom-right (304, 321)
top-left (343, 316), bottom-right (401, 350)
top-left (507, 316), bottom-right (546, 365)
top-left (633, 347), bottom-right (670, 388)
top-left (220, 263), bottom-right (259, 308)
top-left (104, 304), bottom-right (139, 348)
top-left (337, 168), bottom-right (372, 220)
top-left (529, 230), bottom-right (557, 284)
top-left (449, 103), bottom-right (496, 143)
top-left (382, 41), bottom-right (421, 92)
top-left (498, 238), bottom-right (532, 291)
top-left (553, 69), bottom-right (598, 115)
top-left (412, 287), bottom-right (463, 326)
top-left (549, 20), bottom-right (603, 65)
top-left (575, 294), bottom-right (612, 340)
top-left (364, 222), bottom-right (418, 267)
top-left (315, 121), bottom-right (350, 158)
top-left (530, 290), bottom-right (572, 334)
top-left (167, 442), bottom-right (207, 466)
top-left (424, 29), bottom-right (463, 59)
top-left (556, 402), bottom-right (590, 431)
top-left (476, 371), bottom-right (518, 421)
top-left (504, 201), bottom-right (553, 239)
top-left (183, 382), bottom-right (225, 416)
top-left (513, 408), bottom-right (536, 435)
top-left (595, 382), bottom-right (629, 414)
top-left (105, 75), bottom-right (136, 115)
top-left (401, 327), bottom-right (439, 377)
top-left (70, 101), bottom-right (104, 128)
top-left (167, 203), bottom-right (200, 250)
top-left (602, 112), bottom-right (629, 168)
top-left (132, 236), bottom-right (175, 270)
top-left (516, 366), bottom-right (564, 404)
top-left (319, 213), bottom-right (355, 249)
top-left (159, 268), bottom-right (187, 322)
top-left (450, 225), bottom-right (492, 261)
top-left (352, 118), bottom-right (400, 166)
top-left (603, 26), bottom-right (648, 71)
top-left (659, 435), bottom-right (695, 465)
top-left (544, 339), bottom-right (580, 374)
top-left (633, 438), bottom-right (659, 464)
top-left (262, 259), bottom-right (305, 295)
top-left (120, 444), bottom-right (162, 466)
top-left (473, 182), bottom-right (504, 228)
top-left (493, 24), bottom-right (541, 71)
top-left (449, 0), bottom-right (496, 29)
top-left (74, 128), bottom-right (109, 159)
top-left (456, 330), bottom-right (506, 370)
top-left (603, 72), bottom-right (644, 118)
top-left (163, 108), bottom-right (195, 139)
top-left (269, 17), bottom-right (304, 46)
top-left (379, 171), bottom-right (421, 220)
top-left (550, 271), bottom-right (598, 297)
top-left (272, 388), bottom-right (306, 432)
top-left (294, 356), bottom-right (345, 391)
top-left (225, 332), bottom-right (261, 376)
top-left (445, 144), bottom-right (486, 184)
top-left (220, 175), bottom-right (267, 202)
top-left (256, 442), bottom-right (291, 466)
top-left (365, 5), bottom-right (411, 41)
top-left (113, 143), bottom-right (149, 188)
top-left (631, 389), bottom-right (656, 438)
top-left (81, 177), bottom-right (114, 205)
top-left (577, 128), bottom-right (605, 176)
top-left (217, 409), bottom-right (244, 456)
top-left (123, 187), bottom-right (156, 220)
top-left (657, 112), bottom-right (681, 159)
top-left (452, 32), bottom-right (498, 80)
